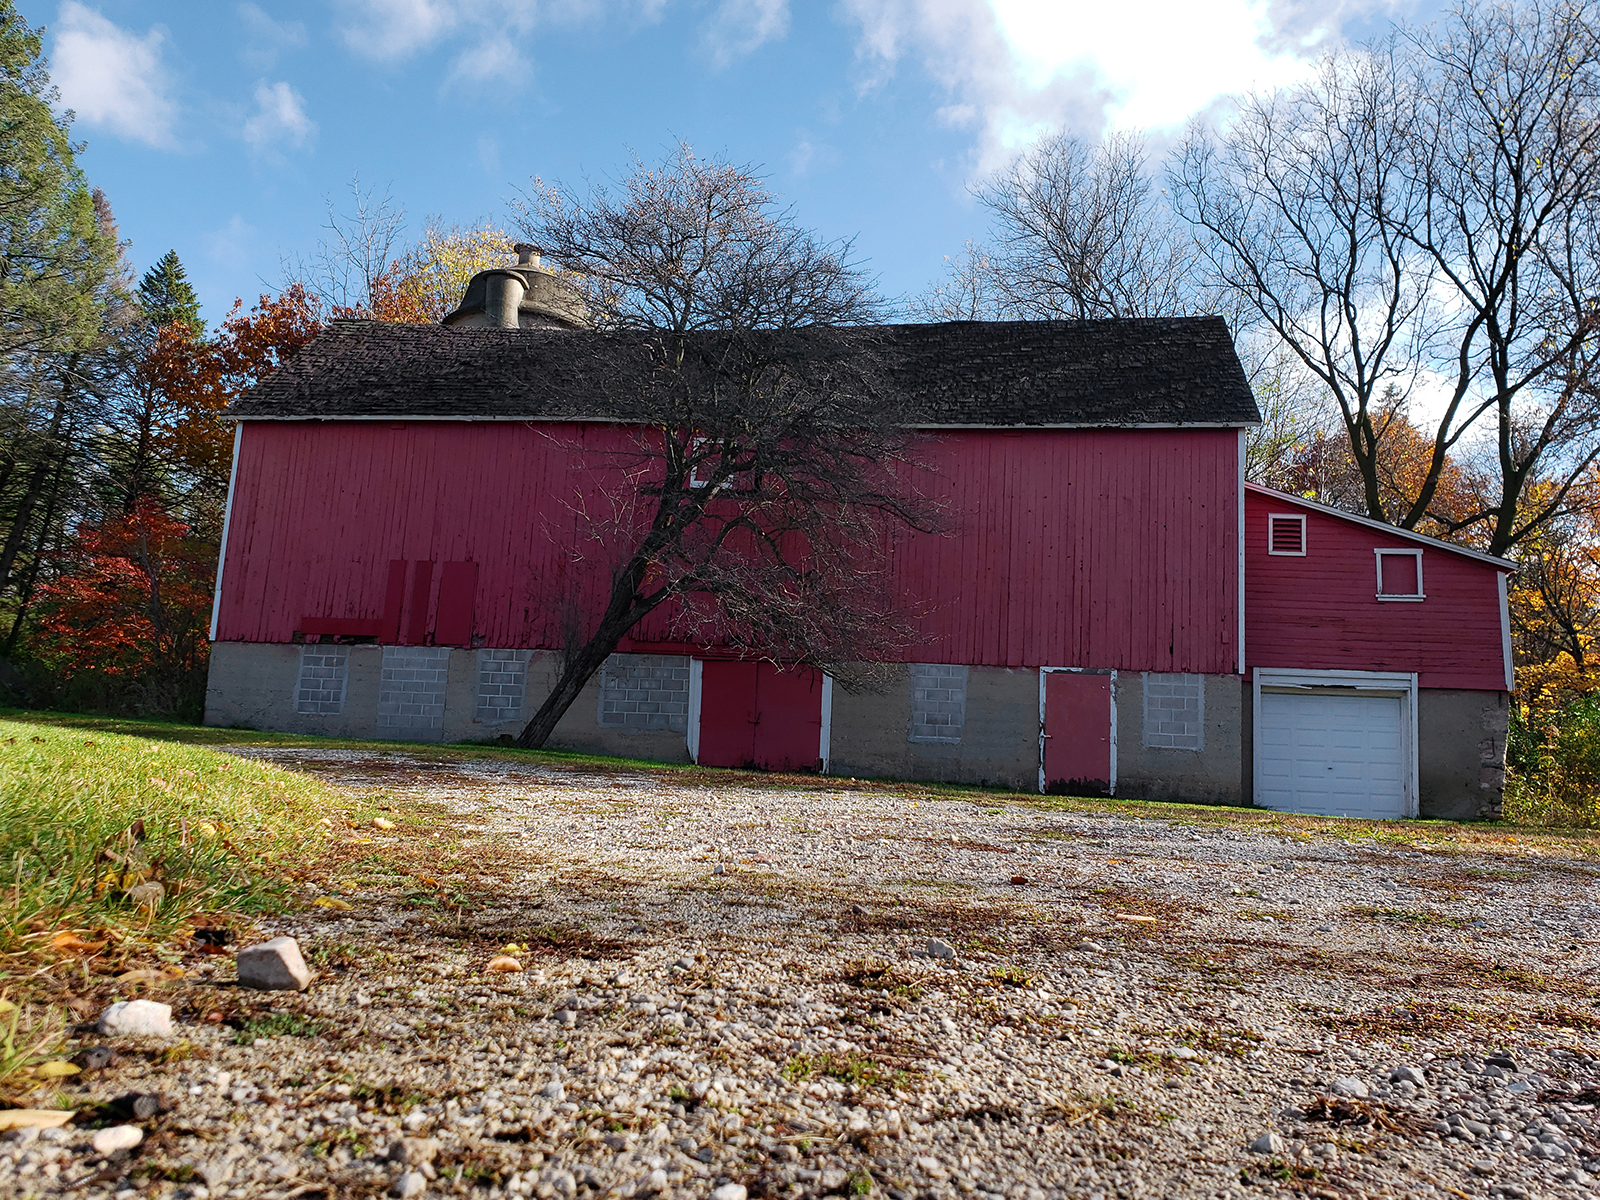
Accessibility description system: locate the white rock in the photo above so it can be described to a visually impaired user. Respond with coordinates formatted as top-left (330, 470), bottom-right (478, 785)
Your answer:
top-left (92, 1125), bottom-right (143, 1154)
top-left (644, 1168), bottom-right (668, 1192)
top-left (540, 1081), bottom-right (566, 1102)
top-left (97, 999), bottom-right (173, 1038)
top-left (391, 1169), bottom-right (428, 1197)
top-left (1390, 1065), bottom-right (1427, 1087)
top-left (236, 936), bottom-right (311, 991)
top-left (926, 938), bottom-right (957, 961)
top-left (1330, 1076), bottom-right (1369, 1099)
top-left (710, 1186), bottom-right (747, 1200)
top-left (1249, 1132), bottom-right (1285, 1155)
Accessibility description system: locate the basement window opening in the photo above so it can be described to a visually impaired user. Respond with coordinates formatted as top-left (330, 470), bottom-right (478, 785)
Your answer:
top-left (1375, 549), bottom-right (1425, 601)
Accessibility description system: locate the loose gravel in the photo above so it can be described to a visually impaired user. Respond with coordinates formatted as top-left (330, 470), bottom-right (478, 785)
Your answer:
top-left (7, 747), bottom-right (1600, 1200)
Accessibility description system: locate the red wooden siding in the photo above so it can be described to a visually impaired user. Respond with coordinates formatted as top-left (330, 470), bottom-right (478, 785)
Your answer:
top-left (1244, 487), bottom-right (1507, 690)
top-left (215, 421), bottom-right (1240, 673)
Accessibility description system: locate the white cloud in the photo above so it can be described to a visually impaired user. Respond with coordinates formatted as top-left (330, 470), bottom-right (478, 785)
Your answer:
top-left (242, 81), bottom-right (316, 153)
top-left (52, 2), bottom-right (178, 148)
top-left (336, 0), bottom-right (663, 82)
top-left (789, 134), bottom-right (840, 177)
top-left (238, 2), bottom-right (308, 71)
top-left (704, 0), bottom-right (790, 67)
top-left (338, 0), bottom-right (460, 60)
top-left (203, 214), bottom-right (258, 264)
top-left (840, 0), bottom-right (1393, 171)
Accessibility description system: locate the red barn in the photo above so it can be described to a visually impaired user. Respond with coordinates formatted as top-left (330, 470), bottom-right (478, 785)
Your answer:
top-left (205, 272), bottom-right (1511, 820)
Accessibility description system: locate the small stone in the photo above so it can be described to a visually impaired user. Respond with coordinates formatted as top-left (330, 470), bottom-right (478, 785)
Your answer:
top-left (391, 1170), bottom-right (427, 1198)
top-left (1529, 1142), bottom-right (1567, 1160)
top-left (713, 863), bottom-right (727, 876)
top-left (926, 938), bottom-right (957, 961)
top-left (849, 904), bottom-right (867, 915)
top-left (554, 1009), bottom-right (577, 1028)
top-left (1389, 1065), bottom-right (1427, 1087)
top-left (388, 1137), bottom-right (440, 1166)
top-left (628, 923), bottom-right (647, 934)
top-left (1316, 923), bottom-right (1335, 932)
top-left (1249, 1132), bottom-right (1285, 1155)
top-left (540, 1081), bottom-right (566, 1102)
top-left (485, 956), bottom-right (522, 973)
top-left (236, 937), bottom-right (311, 991)
top-left (1472, 1161), bottom-right (1498, 1175)
top-left (1486, 1054), bottom-right (1519, 1071)
top-left (1507, 1080), bottom-right (1533, 1094)
top-left (402, 1110), bottom-right (430, 1132)
top-left (710, 1186), bottom-right (747, 1200)
top-left (72, 1046), bottom-right (119, 1073)
top-left (97, 999), bottom-right (173, 1038)
top-left (1330, 1076), bottom-right (1369, 1099)
top-left (372, 816), bottom-right (396, 830)
top-left (819, 1168), bottom-right (850, 1190)
top-left (92, 1126), bottom-right (143, 1155)
top-left (1010, 875), bottom-right (1029, 886)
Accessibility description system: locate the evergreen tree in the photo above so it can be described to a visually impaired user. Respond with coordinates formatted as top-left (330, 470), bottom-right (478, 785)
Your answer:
top-left (137, 250), bottom-right (200, 331)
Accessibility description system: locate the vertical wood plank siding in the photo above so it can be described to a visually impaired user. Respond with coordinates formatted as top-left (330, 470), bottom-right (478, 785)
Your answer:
top-left (216, 422), bottom-right (1241, 673)
top-left (1243, 489), bottom-right (1506, 690)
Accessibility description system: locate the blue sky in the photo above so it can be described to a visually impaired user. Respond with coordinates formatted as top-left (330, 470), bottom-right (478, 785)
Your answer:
top-left (25, 0), bottom-right (1433, 327)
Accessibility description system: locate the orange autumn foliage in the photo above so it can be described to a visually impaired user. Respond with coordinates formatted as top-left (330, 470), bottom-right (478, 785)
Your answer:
top-left (32, 500), bottom-right (214, 688)
top-left (140, 284), bottom-right (325, 498)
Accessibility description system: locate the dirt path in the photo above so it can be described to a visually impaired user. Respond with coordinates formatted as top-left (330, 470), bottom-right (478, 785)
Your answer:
top-left (9, 748), bottom-right (1600, 1200)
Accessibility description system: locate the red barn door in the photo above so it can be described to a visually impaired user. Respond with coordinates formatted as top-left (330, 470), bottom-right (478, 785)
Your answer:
top-left (1042, 670), bottom-right (1114, 796)
top-left (697, 662), bottom-right (824, 772)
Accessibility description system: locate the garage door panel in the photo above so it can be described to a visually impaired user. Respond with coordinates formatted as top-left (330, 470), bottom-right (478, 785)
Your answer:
top-left (1257, 691), bottom-right (1408, 819)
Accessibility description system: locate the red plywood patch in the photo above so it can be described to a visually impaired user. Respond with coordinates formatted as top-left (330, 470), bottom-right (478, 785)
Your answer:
top-left (435, 561), bottom-right (479, 646)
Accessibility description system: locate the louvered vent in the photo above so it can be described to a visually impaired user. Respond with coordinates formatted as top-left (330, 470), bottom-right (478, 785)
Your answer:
top-left (1268, 514), bottom-right (1306, 555)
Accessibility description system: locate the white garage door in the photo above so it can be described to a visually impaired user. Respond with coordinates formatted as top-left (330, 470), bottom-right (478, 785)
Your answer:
top-left (1257, 690), bottom-right (1407, 819)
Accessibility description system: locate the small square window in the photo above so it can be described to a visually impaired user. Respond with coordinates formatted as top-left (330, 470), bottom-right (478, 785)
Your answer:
top-left (1267, 513), bottom-right (1306, 555)
top-left (1375, 549), bottom-right (1424, 601)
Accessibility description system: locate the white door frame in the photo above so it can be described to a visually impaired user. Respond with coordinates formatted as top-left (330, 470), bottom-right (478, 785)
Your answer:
top-left (686, 658), bottom-right (703, 764)
top-left (819, 674), bottom-right (834, 774)
top-left (1252, 668), bottom-right (1419, 818)
top-left (1038, 667), bottom-right (1117, 795)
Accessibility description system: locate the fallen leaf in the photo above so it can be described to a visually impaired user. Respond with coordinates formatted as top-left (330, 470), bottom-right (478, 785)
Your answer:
top-left (0, 1110), bottom-right (74, 1131)
top-left (50, 931), bottom-right (108, 955)
top-left (501, 943), bottom-right (522, 953)
top-left (116, 968), bottom-right (184, 985)
top-left (372, 817), bottom-right (395, 830)
top-left (312, 897), bottom-right (353, 911)
top-left (419, 876), bottom-right (438, 887)
top-left (1010, 875), bottom-right (1029, 886)
top-left (0, 999), bottom-right (15, 1015)
top-left (485, 956), bottom-right (523, 974)
top-left (32, 1061), bottom-right (81, 1079)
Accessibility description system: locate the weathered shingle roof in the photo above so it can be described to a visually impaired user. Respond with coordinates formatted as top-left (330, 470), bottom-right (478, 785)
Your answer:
top-left (230, 316), bottom-right (1261, 427)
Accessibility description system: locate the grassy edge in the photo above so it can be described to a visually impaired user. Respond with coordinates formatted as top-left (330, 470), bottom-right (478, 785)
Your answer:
top-left (4, 707), bottom-right (1598, 860)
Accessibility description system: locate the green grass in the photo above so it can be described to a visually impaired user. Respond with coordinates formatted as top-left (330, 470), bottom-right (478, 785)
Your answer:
top-left (233, 1012), bottom-right (328, 1044)
top-left (0, 717), bottom-right (342, 970)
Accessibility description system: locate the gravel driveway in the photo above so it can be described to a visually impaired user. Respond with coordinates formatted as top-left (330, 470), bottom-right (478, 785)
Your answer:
top-left (9, 748), bottom-right (1600, 1200)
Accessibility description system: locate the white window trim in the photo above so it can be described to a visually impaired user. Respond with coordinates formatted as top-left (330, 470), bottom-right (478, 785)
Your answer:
top-left (1037, 667), bottom-right (1117, 795)
top-left (819, 674), bottom-right (834, 774)
top-left (1499, 571), bottom-right (1514, 692)
top-left (1267, 512), bottom-right (1307, 556)
top-left (1251, 668), bottom-right (1419, 819)
top-left (208, 423), bottom-right (244, 641)
top-left (1375, 548), bottom-right (1425, 601)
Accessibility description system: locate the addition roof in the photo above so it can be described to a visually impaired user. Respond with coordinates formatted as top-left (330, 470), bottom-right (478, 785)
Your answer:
top-left (229, 315), bottom-right (1263, 429)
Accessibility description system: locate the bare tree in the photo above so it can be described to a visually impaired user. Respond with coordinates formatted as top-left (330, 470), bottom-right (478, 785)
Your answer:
top-left (1396, 0), bottom-right (1600, 555)
top-left (1175, 1), bottom-right (1600, 556)
top-left (506, 143), bottom-right (928, 750)
top-left (1172, 48), bottom-right (1434, 524)
top-left (283, 175), bottom-right (407, 314)
top-left (977, 130), bottom-right (1201, 319)
top-left (908, 241), bottom-right (1007, 321)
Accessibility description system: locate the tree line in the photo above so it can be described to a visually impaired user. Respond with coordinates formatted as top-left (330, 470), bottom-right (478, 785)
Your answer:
top-left (0, 0), bottom-right (1596, 816)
